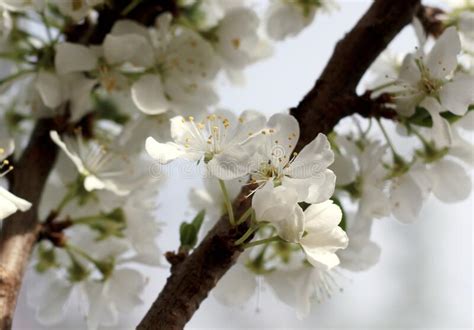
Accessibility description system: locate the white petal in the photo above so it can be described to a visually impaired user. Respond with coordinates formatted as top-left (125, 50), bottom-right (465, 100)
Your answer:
top-left (421, 97), bottom-right (453, 148)
top-left (207, 146), bottom-right (251, 180)
top-left (103, 34), bottom-right (154, 68)
top-left (213, 263), bottom-right (256, 306)
top-left (0, 187), bottom-right (31, 220)
top-left (108, 268), bottom-right (145, 312)
top-left (263, 113), bottom-right (299, 166)
top-left (425, 26), bottom-right (461, 79)
top-left (300, 227), bottom-right (348, 270)
top-left (145, 137), bottom-right (186, 164)
top-left (282, 169), bottom-right (336, 204)
top-left (131, 74), bottom-right (169, 115)
top-left (28, 274), bottom-right (73, 326)
top-left (49, 131), bottom-right (86, 174)
top-left (110, 19), bottom-right (150, 38)
top-left (303, 200), bottom-right (342, 232)
top-left (390, 174), bottom-right (423, 224)
top-left (285, 133), bottom-right (334, 178)
top-left (266, 1), bottom-right (313, 40)
top-left (55, 42), bottom-right (98, 74)
top-left (35, 71), bottom-right (63, 108)
top-left (440, 75), bottom-right (474, 116)
top-left (331, 153), bottom-right (357, 185)
top-left (252, 184), bottom-right (304, 242)
top-left (84, 175), bottom-right (105, 192)
top-left (431, 159), bottom-right (471, 203)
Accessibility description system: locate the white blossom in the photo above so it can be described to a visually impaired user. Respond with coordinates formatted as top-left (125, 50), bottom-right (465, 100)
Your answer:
top-left (250, 113), bottom-right (336, 204)
top-left (266, 0), bottom-right (338, 41)
top-left (146, 110), bottom-right (265, 180)
top-left (393, 27), bottom-right (474, 143)
top-left (214, 8), bottom-right (271, 70)
top-left (50, 131), bottom-right (131, 196)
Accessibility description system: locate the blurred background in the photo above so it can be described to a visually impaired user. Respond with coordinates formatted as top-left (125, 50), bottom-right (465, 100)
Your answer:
top-left (13, 0), bottom-right (473, 328)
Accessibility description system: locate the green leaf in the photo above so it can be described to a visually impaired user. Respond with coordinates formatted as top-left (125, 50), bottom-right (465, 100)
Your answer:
top-left (191, 210), bottom-right (205, 231)
top-left (179, 210), bottom-right (206, 250)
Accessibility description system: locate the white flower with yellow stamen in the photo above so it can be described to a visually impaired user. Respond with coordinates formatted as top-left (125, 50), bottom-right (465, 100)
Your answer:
top-left (0, 140), bottom-right (32, 220)
top-left (391, 27), bottom-right (474, 147)
top-left (250, 113), bottom-right (336, 204)
top-left (146, 110), bottom-right (266, 180)
top-left (50, 131), bottom-right (131, 196)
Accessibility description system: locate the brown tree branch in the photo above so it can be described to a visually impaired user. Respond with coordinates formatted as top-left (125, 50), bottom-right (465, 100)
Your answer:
top-left (0, 2), bottom-right (179, 328)
top-left (0, 117), bottom-right (67, 329)
top-left (138, 0), bottom-right (421, 329)
top-left (416, 5), bottom-right (445, 38)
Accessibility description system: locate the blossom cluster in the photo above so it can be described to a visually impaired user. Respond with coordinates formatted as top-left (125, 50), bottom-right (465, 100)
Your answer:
top-left (0, 0), bottom-right (472, 328)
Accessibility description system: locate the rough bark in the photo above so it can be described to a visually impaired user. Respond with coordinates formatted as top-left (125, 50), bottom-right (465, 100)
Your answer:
top-left (138, 0), bottom-right (421, 329)
top-left (0, 118), bottom-right (65, 329)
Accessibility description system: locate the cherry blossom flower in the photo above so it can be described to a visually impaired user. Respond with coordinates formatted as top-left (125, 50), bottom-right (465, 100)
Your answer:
top-left (146, 110), bottom-right (265, 180)
top-left (50, 131), bottom-right (131, 196)
top-left (266, 0), bottom-right (337, 40)
top-left (250, 113), bottom-right (336, 204)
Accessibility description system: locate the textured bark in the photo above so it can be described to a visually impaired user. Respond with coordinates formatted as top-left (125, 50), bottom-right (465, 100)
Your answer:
top-left (0, 118), bottom-right (65, 329)
top-left (138, 0), bottom-right (421, 329)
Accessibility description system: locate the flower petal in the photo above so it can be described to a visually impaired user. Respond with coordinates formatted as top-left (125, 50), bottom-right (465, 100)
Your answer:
top-left (284, 133), bottom-right (334, 179)
top-left (131, 74), bottom-right (169, 115)
top-left (145, 137), bottom-right (187, 164)
top-left (213, 263), bottom-right (256, 306)
top-left (431, 159), bottom-right (471, 203)
top-left (103, 34), bottom-right (154, 68)
top-left (425, 26), bottom-right (461, 79)
top-left (55, 42), bottom-right (98, 74)
top-left (440, 75), bottom-right (474, 116)
top-left (35, 71), bottom-right (63, 108)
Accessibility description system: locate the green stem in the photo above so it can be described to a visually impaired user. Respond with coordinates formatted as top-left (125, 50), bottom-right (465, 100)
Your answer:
top-left (56, 190), bottom-right (76, 214)
top-left (376, 118), bottom-right (399, 157)
top-left (242, 236), bottom-right (281, 249)
top-left (0, 69), bottom-right (35, 86)
top-left (234, 222), bottom-right (266, 246)
top-left (40, 12), bottom-right (53, 44)
top-left (121, 0), bottom-right (142, 15)
top-left (370, 81), bottom-right (396, 93)
top-left (218, 179), bottom-right (235, 226)
top-left (236, 207), bottom-right (254, 226)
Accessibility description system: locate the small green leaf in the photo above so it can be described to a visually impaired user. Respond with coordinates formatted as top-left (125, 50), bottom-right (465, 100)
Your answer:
top-left (179, 210), bottom-right (206, 250)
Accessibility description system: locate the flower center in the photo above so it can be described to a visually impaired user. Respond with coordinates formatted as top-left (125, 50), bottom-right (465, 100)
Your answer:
top-left (0, 159), bottom-right (13, 177)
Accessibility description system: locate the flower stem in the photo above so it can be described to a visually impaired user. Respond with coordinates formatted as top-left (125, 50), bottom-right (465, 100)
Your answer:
top-left (376, 118), bottom-right (400, 158)
top-left (0, 69), bottom-right (35, 86)
top-left (242, 236), bottom-right (281, 249)
top-left (370, 81), bottom-right (396, 93)
top-left (218, 179), bottom-right (235, 226)
top-left (234, 222), bottom-right (266, 246)
top-left (236, 207), bottom-right (254, 226)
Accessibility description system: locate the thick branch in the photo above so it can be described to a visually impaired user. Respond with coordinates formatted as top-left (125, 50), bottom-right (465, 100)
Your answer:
top-left (138, 0), bottom-right (420, 329)
top-left (0, 117), bottom-right (66, 329)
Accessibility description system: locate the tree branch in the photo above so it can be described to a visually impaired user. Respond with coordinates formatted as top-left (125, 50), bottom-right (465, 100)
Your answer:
top-left (0, 117), bottom-right (67, 329)
top-left (138, 0), bottom-right (421, 329)
top-left (0, 2), bottom-right (178, 328)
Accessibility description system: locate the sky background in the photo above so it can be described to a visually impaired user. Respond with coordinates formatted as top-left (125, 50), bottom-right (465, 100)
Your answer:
top-left (13, 0), bottom-right (473, 329)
